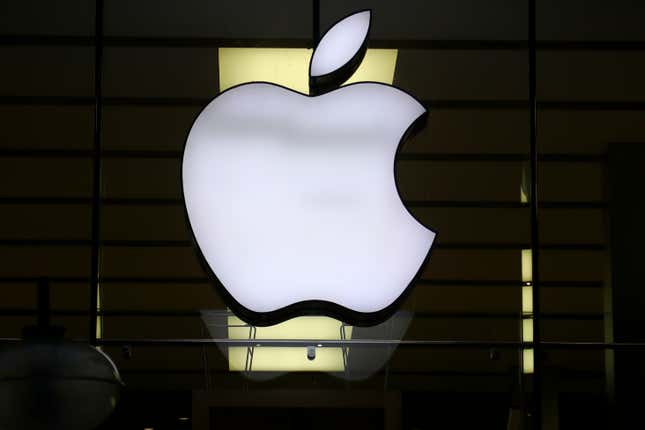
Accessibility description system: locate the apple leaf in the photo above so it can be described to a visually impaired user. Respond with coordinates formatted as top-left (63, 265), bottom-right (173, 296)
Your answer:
top-left (309, 10), bottom-right (371, 95)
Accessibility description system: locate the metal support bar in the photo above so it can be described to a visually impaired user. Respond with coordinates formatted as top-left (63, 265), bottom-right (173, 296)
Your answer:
top-left (199, 325), bottom-right (211, 391)
top-left (89, 0), bottom-right (104, 346)
top-left (0, 277), bottom-right (603, 288)
top-left (0, 196), bottom-right (608, 209)
top-left (312, 0), bottom-right (320, 47)
top-left (2, 95), bottom-right (645, 110)
top-left (0, 337), bottom-right (643, 350)
top-left (0, 148), bottom-right (609, 162)
top-left (528, 0), bottom-right (542, 428)
top-left (0, 239), bottom-right (607, 251)
top-left (0, 336), bottom-right (644, 351)
top-left (0, 307), bottom-right (605, 320)
top-left (3, 34), bottom-right (645, 51)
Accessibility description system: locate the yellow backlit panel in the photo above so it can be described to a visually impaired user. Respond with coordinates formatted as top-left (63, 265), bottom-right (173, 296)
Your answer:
top-left (345, 49), bottom-right (398, 86)
top-left (523, 348), bottom-right (534, 374)
top-left (521, 249), bottom-right (532, 283)
top-left (228, 315), bottom-right (352, 339)
top-left (227, 315), bottom-right (353, 372)
top-left (96, 284), bottom-right (103, 344)
top-left (522, 286), bottom-right (533, 315)
top-left (218, 48), bottom-right (398, 93)
top-left (228, 346), bottom-right (345, 372)
top-left (522, 318), bottom-right (534, 342)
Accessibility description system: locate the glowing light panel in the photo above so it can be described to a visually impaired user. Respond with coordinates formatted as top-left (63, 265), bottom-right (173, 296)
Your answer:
top-left (227, 315), bottom-right (352, 372)
top-left (523, 348), bottom-right (535, 374)
top-left (218, 48), bottom-right (398, 94)
top-left (521, 249), bottom-right (533, 284)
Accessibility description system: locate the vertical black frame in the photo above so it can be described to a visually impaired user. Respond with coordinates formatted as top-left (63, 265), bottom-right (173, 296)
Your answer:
top-left (89, 0), bottom-right (104, 346)
top-left (528, 0), bottom-right (542, 428)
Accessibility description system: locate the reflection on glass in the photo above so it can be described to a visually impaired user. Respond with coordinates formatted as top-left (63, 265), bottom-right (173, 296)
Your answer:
top-left (227, 315), bottom-right (352, 372)
top-left (201, 310), bottom-right (412, 381)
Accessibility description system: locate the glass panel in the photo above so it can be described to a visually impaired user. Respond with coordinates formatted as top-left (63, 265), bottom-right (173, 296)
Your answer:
top-left (535, 1), bottom-right (645, 427)
top-left (7, 0), bottom-right (645, 429)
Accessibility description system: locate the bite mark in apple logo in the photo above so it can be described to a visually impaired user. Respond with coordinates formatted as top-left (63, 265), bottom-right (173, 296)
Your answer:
top-left (182, 10), bottom-right (436, 327)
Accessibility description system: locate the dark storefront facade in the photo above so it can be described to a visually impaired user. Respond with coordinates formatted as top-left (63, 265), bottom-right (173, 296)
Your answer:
top-left (1, 1), bottom-right (645, 429)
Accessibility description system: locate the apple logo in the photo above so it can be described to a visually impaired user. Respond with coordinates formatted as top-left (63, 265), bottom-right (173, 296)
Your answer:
top-left (182, 10), bottom-right (436, 327)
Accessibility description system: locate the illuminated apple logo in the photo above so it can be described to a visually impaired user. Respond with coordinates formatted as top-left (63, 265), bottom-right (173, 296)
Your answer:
top-left (182, 10), bottom-right (435, 326)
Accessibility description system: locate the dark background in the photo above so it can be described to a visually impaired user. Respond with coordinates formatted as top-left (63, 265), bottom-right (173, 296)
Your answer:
top-left (2, 0), bottom-right (645, 428)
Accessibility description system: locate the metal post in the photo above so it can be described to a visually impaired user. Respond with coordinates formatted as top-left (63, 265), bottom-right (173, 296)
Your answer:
top-left (89, 0), bottom-right (104, 345)
top-left (200, 325), bottom-right (211, 391)
top-left (313, 0), bottom-right (320, 46)
top-left (528, 0), bottom-right (542, 428)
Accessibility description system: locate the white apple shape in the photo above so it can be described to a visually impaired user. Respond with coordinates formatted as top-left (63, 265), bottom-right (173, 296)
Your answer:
top-left (182, 10), bottom-right (435, 326)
